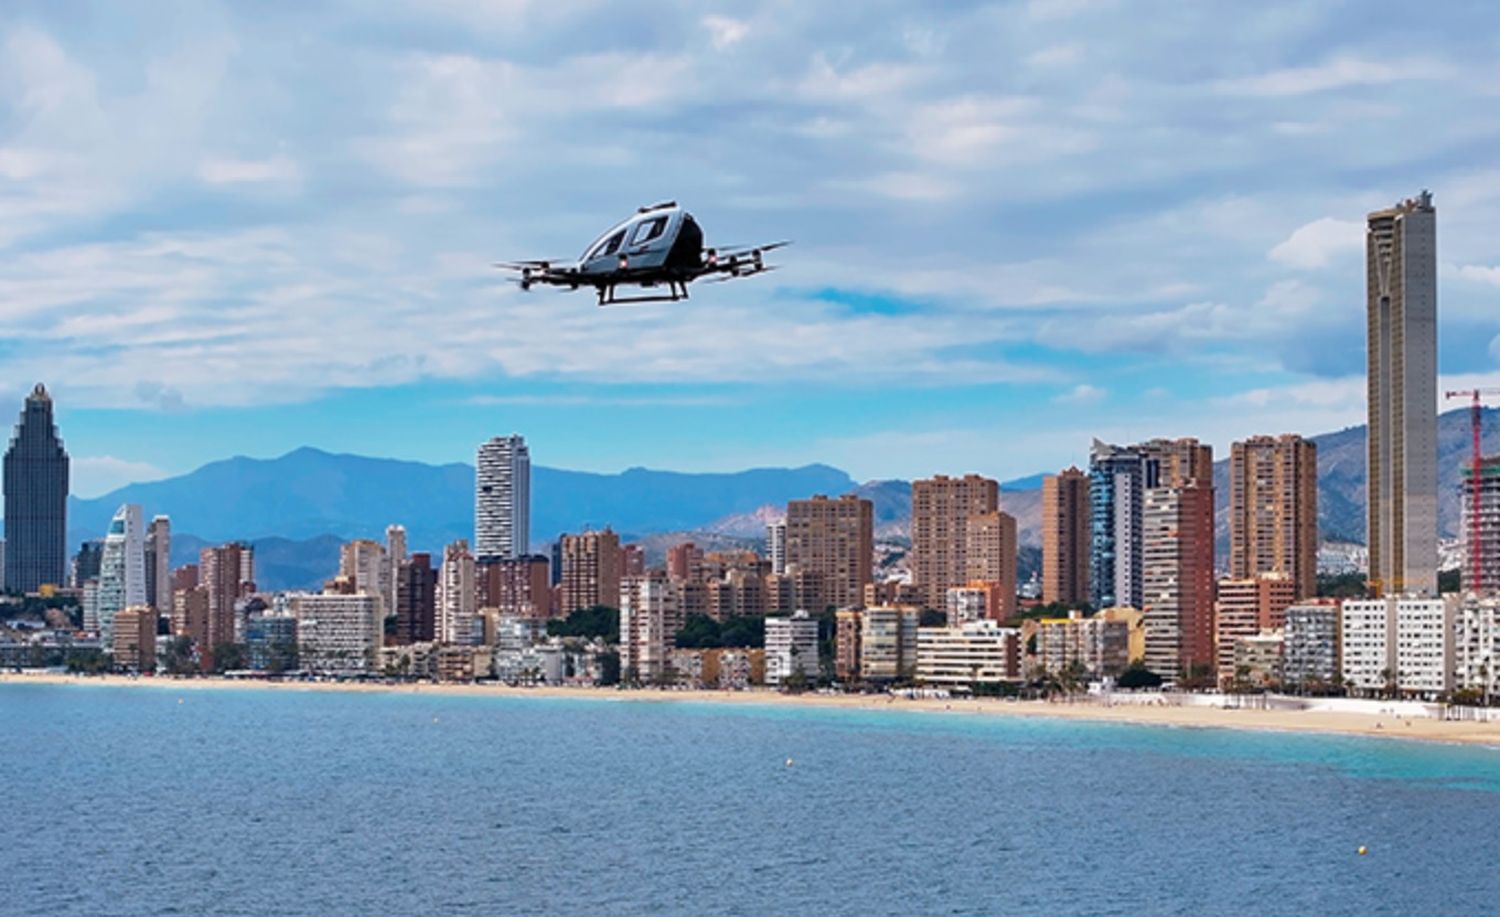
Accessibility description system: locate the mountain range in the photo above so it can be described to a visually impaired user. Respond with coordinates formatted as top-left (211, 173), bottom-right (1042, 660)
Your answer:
top-left (55, 407), bottom-right (1497, 591)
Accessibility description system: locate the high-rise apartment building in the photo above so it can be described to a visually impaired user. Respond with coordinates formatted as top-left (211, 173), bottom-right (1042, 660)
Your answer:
top-left (291, 592), bottom-right (381, 676)
top-left (396, 552), bottom-right (438, 644)
top-left (620, 572), bottom-right (675, 682)
top-left (859, 605), bottom-right (920, 681)
top-left (559, 528), bottom-right (622, 615)
top-left (667, 542), bottom-right (704, 581)
top-left (1229, 435), bottom-right (1318, 601)
top-left (201, 543), bottom-right (254, 655)
top-left (3, 384), bottom-right (69, 592)
top-left (1461, 456), bottom-right (1500, 594)
top-left (438, 540), bottom-right (478, 645)
top-left (1142, 481), bottom-right (1215, 678)
top-left (1089, 441), bottom-right (1148, 610)
top-left (1042, 467), bottom-right (1090, 606)
top-left (964, 510), bottom-right (1017, 618)
top-left (1366, 191), bottom-right (1438, 597)
top-left (764, 610), bottom-right (820, 686)
top-left (911, 475), bottom-right (998, 608)
top-left (144, 516), bottom-right (171, 612)
top-left (1090, 438), bottom-right (1212, 614)
top-left (338, 538), bottom-right (389, 619)
top-left (111, 605), bottom-right (156, 673)
top-left (97, 504), bottom-right (146, 646)
top-left (784, 494), bottom-right (873, 610)
top-left (385, 524), bottom-right (407, 621)
top-left (766, 521), bottom-right (787, 575)
top-left (1283, 601), bottom-right (1341, 690)
top-left (476, 434), bottom-right (530, 561)
top-left (477, 555), bottom-right (553, 618)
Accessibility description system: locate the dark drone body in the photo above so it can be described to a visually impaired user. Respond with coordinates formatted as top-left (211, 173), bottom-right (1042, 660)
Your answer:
top-left (498, 203), bottom-right (786, 305)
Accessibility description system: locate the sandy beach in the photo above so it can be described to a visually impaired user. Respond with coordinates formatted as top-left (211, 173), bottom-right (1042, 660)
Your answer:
top-left (6, 671), bottom-right (1500, 747)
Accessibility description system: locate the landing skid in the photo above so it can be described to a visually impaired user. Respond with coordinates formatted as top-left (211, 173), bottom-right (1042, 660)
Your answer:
top-left (597, 280), bottom-right (690, 306)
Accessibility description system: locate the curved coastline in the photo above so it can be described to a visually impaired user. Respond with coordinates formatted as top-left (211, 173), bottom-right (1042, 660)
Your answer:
top-left (6, 671), bottom-right (1500, 748)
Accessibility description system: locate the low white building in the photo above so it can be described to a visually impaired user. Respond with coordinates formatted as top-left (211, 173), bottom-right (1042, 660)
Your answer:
top-left (290, 593), bottom-right (381, 676)
top-left (1456, 596), bottom-right (1500, 697)
top-left (765, 610), bottom-right (820, 686)
top-left (1394, 595), bottom-right (1454, 699)
top-left (1341, 599), bottom-right (1393, 696)
top-left (916, 619), bottom-right (1021, 688)
top-left (1283, 602), bottom-right (1340, 688)
top-left (1342, 596), bottom-right (1455, 699)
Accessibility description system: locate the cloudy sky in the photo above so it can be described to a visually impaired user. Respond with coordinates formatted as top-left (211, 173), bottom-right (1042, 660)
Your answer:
top-left (4, 0), bottom-right (1500, 496)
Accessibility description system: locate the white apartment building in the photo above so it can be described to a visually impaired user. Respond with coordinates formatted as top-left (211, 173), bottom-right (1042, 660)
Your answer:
top-left (439, 540), bottom-right (478, 645)
top-left (1394, 595), bottom-right (1454, 699)
top-left (1455, 596), bottom-right (1500, 697)
top-left (1342, 596), bottom-right (1455, 698)
top-left (97, 503), bottom-right (145, 646)
top-left (765, 610), bottom-right (820, 686)
top-left (945, 586), bottom-right (989, 627)
top-left (1034, 614), bottom-right (1130, 677)
top-left (1283, 602), bottom-right (1340, 688)
top-left (476, 434), bottom-right (530, 561)
top-left (860, 605), bottom-right (920, 681)
top-left (291, 593), bottom-right (381, 676)
top-left (620, 574), bottom-right (675, 683)
top-left (916, 619), bottom-right (1021, 687)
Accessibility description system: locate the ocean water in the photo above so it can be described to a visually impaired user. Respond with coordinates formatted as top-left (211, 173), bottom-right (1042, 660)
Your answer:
top-left (4, 685), bottom-right (1500, 916)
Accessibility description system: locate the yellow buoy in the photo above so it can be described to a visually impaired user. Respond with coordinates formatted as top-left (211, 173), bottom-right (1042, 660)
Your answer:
top-left (1358, 846), bottom-right (1368, 856)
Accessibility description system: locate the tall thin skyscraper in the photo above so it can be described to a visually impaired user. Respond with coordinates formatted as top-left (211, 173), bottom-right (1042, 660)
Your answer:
top-left (3, 384), bottom-right (69, 592)
top-left (145, 516), bottom-right (171, 611)
top-left (1366, 191), bottom-right (1438, 596)
top-left (385, 523), bottom-right (407, 623)
top-left (97, 504), bottom-right (146, 645)
top-left (1229, 435), bottom-right (1317, 600)
top-left (1042, 467), bottom-right (1090, 606)
top-left (476, 434), bottom-right (530, 561)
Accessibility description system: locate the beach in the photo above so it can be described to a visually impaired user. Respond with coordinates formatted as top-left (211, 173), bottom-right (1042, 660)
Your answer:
top-left (6, 671), bottom-right (1499, 747)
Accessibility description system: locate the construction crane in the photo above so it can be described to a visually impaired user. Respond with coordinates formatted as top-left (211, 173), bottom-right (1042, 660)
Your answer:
top-left (1444, 388), bottom-right (1500, 591)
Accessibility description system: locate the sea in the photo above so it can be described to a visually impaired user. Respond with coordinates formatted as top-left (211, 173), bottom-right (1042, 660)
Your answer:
top-left (4, 684), bottom-right (1500, 916)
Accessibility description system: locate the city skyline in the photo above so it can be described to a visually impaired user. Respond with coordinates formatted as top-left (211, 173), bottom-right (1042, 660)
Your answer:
top-left (5, 4), bottom-right (1500, 497)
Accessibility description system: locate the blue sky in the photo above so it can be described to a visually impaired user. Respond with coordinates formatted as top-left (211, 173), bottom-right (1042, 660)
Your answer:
top-left (4, 1), bottom-right (1500, 496)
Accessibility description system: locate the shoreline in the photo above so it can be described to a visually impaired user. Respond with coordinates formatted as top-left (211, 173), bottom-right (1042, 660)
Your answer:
top-left (5, 672), bottom-right (1500, 748)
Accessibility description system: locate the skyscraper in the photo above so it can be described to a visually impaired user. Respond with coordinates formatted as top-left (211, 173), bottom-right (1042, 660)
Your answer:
top-left (438, 540), bottom-right (478, 644)
top-left (476, 434), bottom-right (530, 561)
top-left (201, 543), bottom-right (254, 655)
top-left (1042, 467), bottom-right (1090, 606)
top-left (396, 551), bottom-right (438, 644)
top-left (766, 521), bottom-right (787, 575)
top-left (1142, 481), bottom-right (1216, 678)
top-left (385, 523), bottom-right (407, 622)
top-left (3, 384), bottom-right (69, 592)
top-left (784, 494), bottom-right (873, 610)
top-left (1229, 435), bottom-right (1318, 600)
top-left (1366, 191), bottom-right (1438, 596)
top-left (911, 474), bottom-right (999, 608)
top-left (964, 510), bottom-right (1018, 619)
top-left (144, 516), bottom-right (171, 611)
top-left (1461, 456), bottom-right (1500, 594)
top-left (97, 504), bottom-right (146, 645)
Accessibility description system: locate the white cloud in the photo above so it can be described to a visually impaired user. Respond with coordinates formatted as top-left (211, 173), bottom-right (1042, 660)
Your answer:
top-left (702, 15), bottom-right (749, 50)
top-left (1053, 383), bottom-right (1105, 404)
top-left (1268, 217), bottom-right (1364, 268)
top-left (1457, 264), bottom-right (1500, 288)
top-left (198, 155), bottom-right (302, 185)
top-left (71, 456), bottom-right (169, 498)
top-left (1217, 55), bottom-right (1452, 97)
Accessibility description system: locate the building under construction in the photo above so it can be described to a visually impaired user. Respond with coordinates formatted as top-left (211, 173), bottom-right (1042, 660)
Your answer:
top-left (1462, 455), bottom-right (1500, 594)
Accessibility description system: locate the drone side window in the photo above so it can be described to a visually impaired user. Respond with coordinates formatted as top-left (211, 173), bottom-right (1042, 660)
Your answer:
top-left (598, 230), bottom-right (626, 259)
top-left (630, 217), bottom-right (668, 245)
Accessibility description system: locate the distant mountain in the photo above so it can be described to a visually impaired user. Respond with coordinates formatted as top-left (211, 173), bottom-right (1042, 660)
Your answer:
top-left (55, 407), bottom-right (1498, 590)
top-left (68, 447), bottom-right (857, 554)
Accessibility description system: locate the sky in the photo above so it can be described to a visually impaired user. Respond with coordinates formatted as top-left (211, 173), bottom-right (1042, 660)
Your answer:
top-left (4, 0), bottom-right (1500, 497)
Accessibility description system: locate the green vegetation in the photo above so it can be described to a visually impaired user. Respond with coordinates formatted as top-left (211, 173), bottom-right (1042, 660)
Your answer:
top-left (673, 613), bottom-right (764, 649)
top-left (1317, 572), bottom-right (1368, 599)
top-left (1439, 569), bottom-right (1461, 594)
top-left (161, 636), bottom-right (198, 676)
top-left (546, 605), bottom-right (620, 642)
top-left (918, 608), bottom-right (946, 627)
top-left (64, 648), bottom-right (111, 675)
top-left (1004, 601), bottom-right (1092, 627)
top-left (596, 650), bottom-right (621, 686)
top-left (1115, 664), bottom-right (1163, 690)
top-left (0, 593), bottom-right (81, 627)
top-left (211, 643), bottom-right (249, 673)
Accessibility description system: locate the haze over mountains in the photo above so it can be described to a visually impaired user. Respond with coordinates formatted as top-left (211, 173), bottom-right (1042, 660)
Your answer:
top-left (59, 408), bottom-right (1497, 591)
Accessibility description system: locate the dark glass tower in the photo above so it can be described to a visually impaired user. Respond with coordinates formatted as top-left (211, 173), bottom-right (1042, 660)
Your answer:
top-left (4, 384), bottom-right (70, 592)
